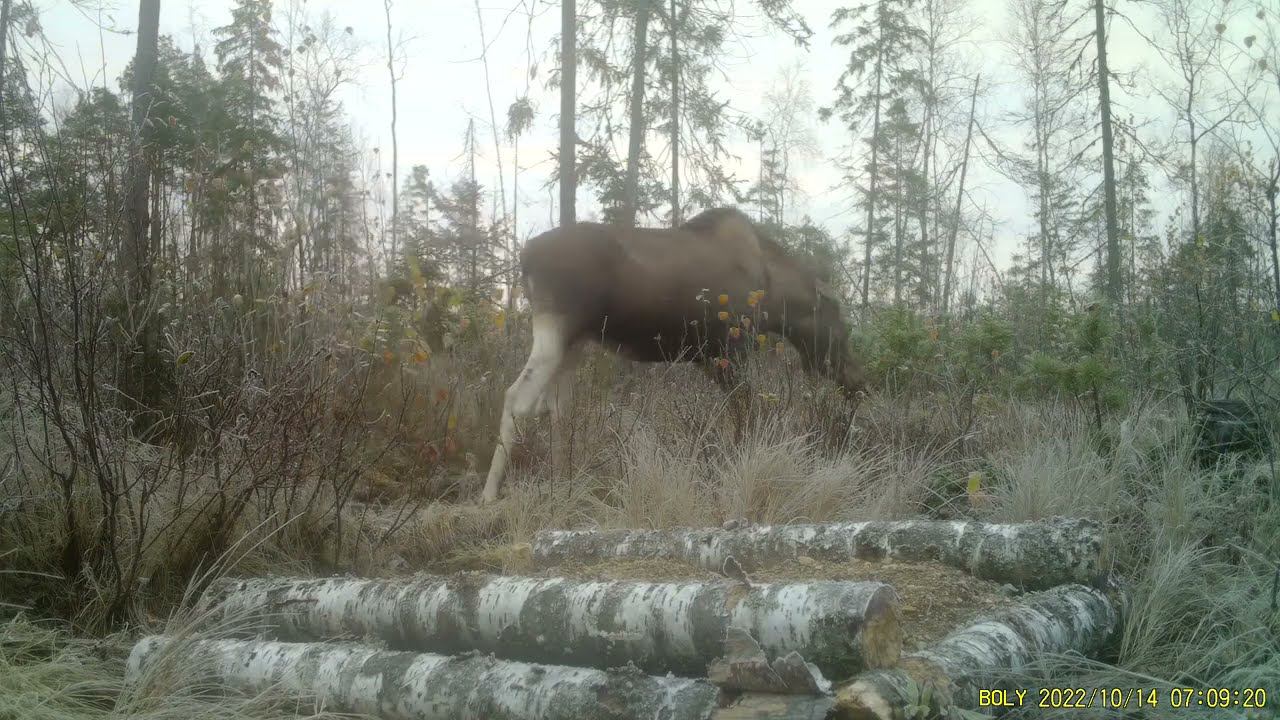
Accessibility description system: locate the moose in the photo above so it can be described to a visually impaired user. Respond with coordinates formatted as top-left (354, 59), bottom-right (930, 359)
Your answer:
top-left (481, 207), bottom-right (866, 504)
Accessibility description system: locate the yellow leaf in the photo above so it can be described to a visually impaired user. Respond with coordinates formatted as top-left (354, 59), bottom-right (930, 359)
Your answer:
top-left (414, 350), bottom-right (430, 363)
top-left (718, 293), bottom-right (729, 306)
top-left (717, 310), bottom-right (730, 322)
top-left (967, 471), bottom-right (982, 496)
top-left (447, 414), bottom-right (458, 431)
top-left (757, 334), bottom-right (768, 347)
top-left (175, 350), bottom-right (194, 366)
top-left (494, 311), bottom-right (506, 330)
top-left (1272, 309), bottom-right (1280, 324)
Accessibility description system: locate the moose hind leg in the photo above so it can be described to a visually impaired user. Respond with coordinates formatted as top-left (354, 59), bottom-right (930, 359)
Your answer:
top-left (481, 315), bottom-right (569, 504)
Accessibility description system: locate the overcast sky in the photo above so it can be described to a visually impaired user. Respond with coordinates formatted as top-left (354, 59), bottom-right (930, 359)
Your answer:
top-left (35, 0), bottom-right (1243, 272)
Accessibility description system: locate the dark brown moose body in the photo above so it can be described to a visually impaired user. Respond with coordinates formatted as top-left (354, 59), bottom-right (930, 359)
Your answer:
top-left (482, 208), bottom-right (865, 503)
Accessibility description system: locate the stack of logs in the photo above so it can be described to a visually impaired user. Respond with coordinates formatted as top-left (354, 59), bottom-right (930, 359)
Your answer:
top-left (126, 516), bottom-right (1120, 719)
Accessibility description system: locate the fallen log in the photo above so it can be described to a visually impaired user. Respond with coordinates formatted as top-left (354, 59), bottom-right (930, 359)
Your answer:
top-left (127, 637), bottom-right (841, 720)
top-left (531, 517), bottom-right (1103, 590)
top-left (126, 636), bottom-right (717, 720)
top-left (200, 573), bottom-right (901, 680)
top-left (834, 584), bottom-right (1119, 719)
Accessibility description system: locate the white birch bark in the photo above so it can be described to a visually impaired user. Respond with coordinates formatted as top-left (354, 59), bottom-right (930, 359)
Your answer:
top-left (836, 584), bottom-right (1120, 718)
top-left (199, 573), bottom-right (901, 680)
top-left (126, 636), bottom-right (720, 720)
top-left (532, 517), bottom-right (1104, 590)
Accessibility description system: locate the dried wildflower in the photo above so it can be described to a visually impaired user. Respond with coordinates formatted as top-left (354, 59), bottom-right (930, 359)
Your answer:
top-left (716, 357), bottom-right (731, 370)
top-left (757, 333), bottom-right (768, 347)
top-left (414, 350), bottom-right (430, 363)
top-left (718, 293), bottom-right (729, 305)
top-left (729, 327), bottom-right (741, 339)
top-left (383, 350), bottom-right (396, 364)
top-left (717, 310), bottom-right (730, 321)
top-left (741, 316), bottom-right (752, 329)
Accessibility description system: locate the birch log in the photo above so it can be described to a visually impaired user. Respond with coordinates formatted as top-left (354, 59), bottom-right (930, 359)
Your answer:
top-left (200, 574), bottom-right (901, 679)
top-left (531, 517), bottom-right (1103, 590)
top-left (125, 636), bottom-right (720, 720)
top-left (835, 584), bottom-right (1120, 719)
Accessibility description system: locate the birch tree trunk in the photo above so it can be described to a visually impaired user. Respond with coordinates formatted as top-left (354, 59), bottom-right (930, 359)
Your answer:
top-left (127, 636), bottom-right (720, 720)
top-left (836, 584), bottom-right (1119, 718)
top-left (532, 517), bottom-right (1103, 590)
top-left (199, 573), bottom-right (902, 680)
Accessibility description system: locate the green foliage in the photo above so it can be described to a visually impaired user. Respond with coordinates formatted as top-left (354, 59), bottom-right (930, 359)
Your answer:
top-left (865, 307), bottom-right (940, 389)
top-left (1022, 307), bottom-right (1126, 426)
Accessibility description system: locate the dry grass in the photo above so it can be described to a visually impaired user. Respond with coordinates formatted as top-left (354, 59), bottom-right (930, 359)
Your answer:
top-left (3, 328), bottom-right (1278, 717)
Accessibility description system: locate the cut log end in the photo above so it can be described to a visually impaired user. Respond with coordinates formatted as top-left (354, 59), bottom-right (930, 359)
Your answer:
top-left (858, 586), bottom-right (903, 671)
top-left (833, 585), bottom-right (1119, 719)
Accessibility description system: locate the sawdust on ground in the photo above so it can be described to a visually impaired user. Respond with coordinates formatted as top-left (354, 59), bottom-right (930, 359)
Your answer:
top-left (543, 556), bottom-right (1016, 651)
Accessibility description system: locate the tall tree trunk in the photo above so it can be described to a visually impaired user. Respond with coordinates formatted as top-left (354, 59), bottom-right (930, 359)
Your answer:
top-left (892, 136), bottom-right (903, 307)
top-left (669, 0), bottom-right (680, 227)
top-left (0, 0), bottom-right (11, 124)
top-left (861, 38), bottom-right (884, 310)
top-left (1094, 0), bottom-right (1121, 304)
top-left (385, 0), bottom-right (399, 275)
top-left (1188, 104), bottom-right (1199, 242)
top-left (559, 0), bottom-right (576, 227)
top-left (942, 75), bottom-right (978, 315)
top-left (121, 0), bottom-right (161, 415)
top-left (621, 1), bottom-right (652, 227)
top-left (918, 108), bottom-right (931, 307)
top-left (1268, 159), bottom-right (1280, 315)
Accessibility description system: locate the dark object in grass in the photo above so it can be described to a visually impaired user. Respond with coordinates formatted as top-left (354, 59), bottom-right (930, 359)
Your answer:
top-left (1195, 399), bottom-right (1270, 463)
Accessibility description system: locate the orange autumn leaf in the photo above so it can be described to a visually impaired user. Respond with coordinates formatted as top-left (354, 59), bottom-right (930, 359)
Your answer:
top-left (435, 388), bottom-right (449, 404)
top-left (716, 357), bottom-right (731, 369)
top-left (414, 350), bottom-right (430, 363)
top-left (383, 350), bottom-right (395, 365)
